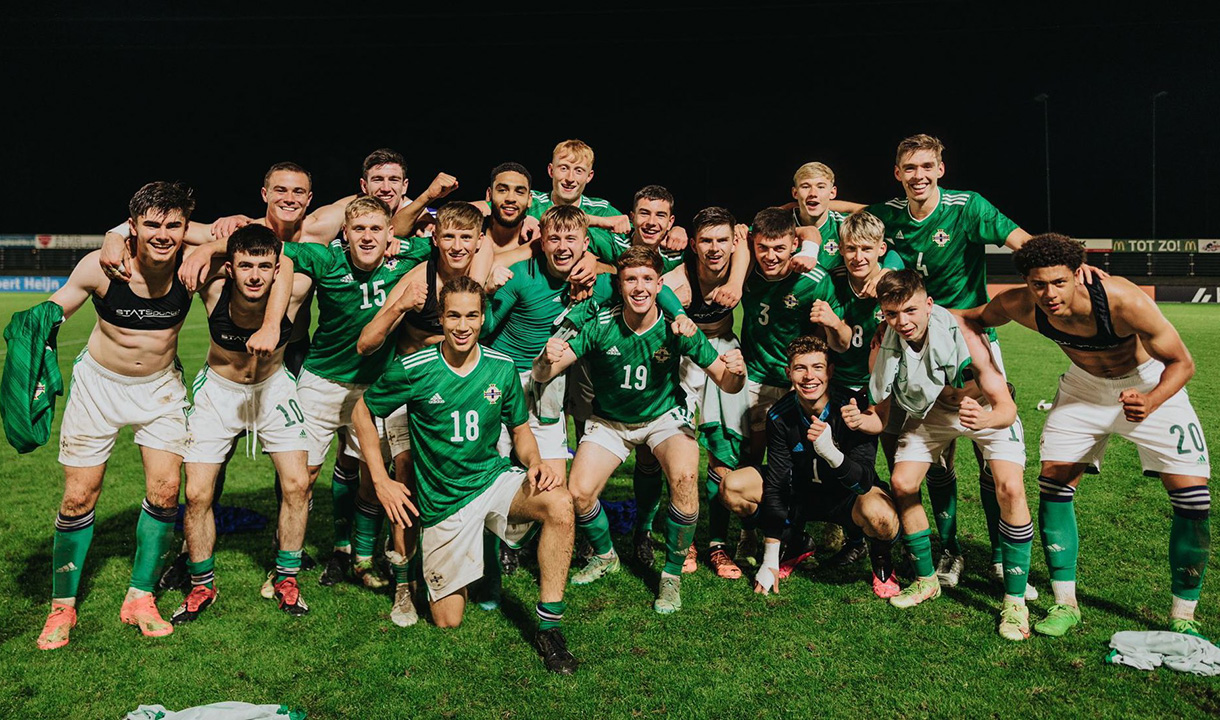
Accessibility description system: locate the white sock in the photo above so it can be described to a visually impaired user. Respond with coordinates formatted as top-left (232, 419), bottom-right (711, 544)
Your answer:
top-left (661, 571), bottom-right (680, 581)
top-left (1051, 580), bottom-right (1078, 607)
top-left (1004, 593), bottom-right (1026, 606)
top-left (1171, 596), bottom-right (1198, 621)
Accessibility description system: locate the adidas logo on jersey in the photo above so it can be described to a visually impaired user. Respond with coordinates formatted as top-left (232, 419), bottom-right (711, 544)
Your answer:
top-left (792, 442), bottom-right (805, 453)
top-left (1005, 566), bottom-right (1026, 576)
top-left (428, 393), bottom-right (445, 404)
top-left (340, 273), bottom-right (355, 284)
top-left (55, 562), bottom-right (78, 574)
top-left (299, 430), bottom-right (307, 438)
top-left (607, 347), bottom-right (621, 356)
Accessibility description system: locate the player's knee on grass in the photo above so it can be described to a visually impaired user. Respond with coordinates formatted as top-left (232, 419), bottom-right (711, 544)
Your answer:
top-left (431, 591), bottom-right (467, 628)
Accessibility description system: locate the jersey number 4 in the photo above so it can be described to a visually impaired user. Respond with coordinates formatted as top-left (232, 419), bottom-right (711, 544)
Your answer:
top-left (359, 280), bottom-right (387, 310)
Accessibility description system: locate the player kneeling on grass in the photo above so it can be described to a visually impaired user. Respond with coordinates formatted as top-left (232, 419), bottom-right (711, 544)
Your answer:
top-left (350, 276), bottom-right (579, 675)
top-left (533, 246), bottom-right (747, 614)
top-left (719, 336), bottom-right (900, 598)
top-left (843, 270), bottom-right (1035, 641)
top-left (960, 234), bottom-right (1210, 638)
top-left (173, 224), bottom-right (311, 623)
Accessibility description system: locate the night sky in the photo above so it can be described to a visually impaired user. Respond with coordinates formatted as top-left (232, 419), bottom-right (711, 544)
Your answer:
top-left (3, 4), bottom-right (1217, 239)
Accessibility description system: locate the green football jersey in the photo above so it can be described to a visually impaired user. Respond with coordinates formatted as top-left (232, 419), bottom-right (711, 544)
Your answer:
top-left (363, 345), bottom-right (529, 527)
top-left (527, 190), bottom-right (622, 219)
top-left (741, 267), bottom-right (823, 387)
top-left (811, 267), bottom-right (885, 390)
top-left (567, 307), bottom-right (720, 424)
top-left (866, 188), bottom-right (1018, 309)
top-left (483, 257), bottom-right (614, 371)
top-left (590, 232), bottom-right (685, 273)
top-left (802, 210), bottom-right (904, 276)
top-left (285, 240), bottom-right (419, 384)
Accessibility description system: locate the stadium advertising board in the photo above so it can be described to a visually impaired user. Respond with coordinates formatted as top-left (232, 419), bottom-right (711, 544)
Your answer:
top-left (0, 276), bottom-right (68, 292)
top-left (1111, 239), bottom-right (1220, 253)
top-left (1155, 285), bottom-right (1220, 303)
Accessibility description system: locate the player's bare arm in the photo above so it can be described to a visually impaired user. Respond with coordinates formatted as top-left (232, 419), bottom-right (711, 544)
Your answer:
top-left (389, 172), bottom-right (459, 237)
top-left (48, 251), bottom-right (107, 319)
top-left (356, 264), bottom-right (427, 355)
top-left (841, 396), bottom-right (889, 436)
top-left (702, 349), bottom-right (747, 394)
top-left (351, 397), bottom-right (417, 527)
top-left (532, 336), bottom-right (577, 384)
top-left (958, 325), bottom-right (1017, 430)
top-left (1110, 279), bottom-right (1196, 421)
top-left (809, 299), bottom-right (853, 352)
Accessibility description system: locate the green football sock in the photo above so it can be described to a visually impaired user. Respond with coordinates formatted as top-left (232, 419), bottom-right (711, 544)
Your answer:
top-left (663, 505), bottom-right (698, 576)
top-left (999, 519), bottom-right (1034, 598)
top-left (275, 549), bottom-right (302, 582)
top-left (577, 501), bottom-right (615, 556)
top-left (633, 458), bottom-right (664, 533)
top-left (926, 465), bottom-right (961, 555)
top-left (130, 500), bottom-right (177, 592)
top-left (1168, 486), bottom-right (1211, 602)
top-left (979, 468), bottom-right (1003, 564)
top-left (392, 559), bottom-right (411, 586)
top-left (903, 528), bottom-right (936, 578)
top-left (537, 600), bottom-right (566, 630)
top-left (706, 468), bottom-right (729, 547)
top-left (352, 497), bottom-right (383, 559)
top-left (330, 464), bottom-right (359, 550)
top-left (187, 556), bottom-right (216, 588)
top-left (1037, 476), bottom-right (1079, 582)
top-left (51, 510), bottom-right (95, 599)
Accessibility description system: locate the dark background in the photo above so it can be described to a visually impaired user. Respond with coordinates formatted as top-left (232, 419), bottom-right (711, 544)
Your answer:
top-left (2, 3), bottom-right (1217, 238)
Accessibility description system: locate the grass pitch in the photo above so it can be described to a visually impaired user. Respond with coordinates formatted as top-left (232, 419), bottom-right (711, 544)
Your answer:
top-left (0, 294), bottom-right (1217, 719)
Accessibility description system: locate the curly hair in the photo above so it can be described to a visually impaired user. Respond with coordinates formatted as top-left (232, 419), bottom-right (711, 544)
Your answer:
top-left (786, 334), bottom-right (830, 366)
top-left (1012, 233), bottom-right (1085, 276)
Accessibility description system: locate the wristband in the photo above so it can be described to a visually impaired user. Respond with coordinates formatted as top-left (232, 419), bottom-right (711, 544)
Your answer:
top-left (109, 222), bottom-right (132, 239)
top-left (797, 240), bottom-right (819, 258)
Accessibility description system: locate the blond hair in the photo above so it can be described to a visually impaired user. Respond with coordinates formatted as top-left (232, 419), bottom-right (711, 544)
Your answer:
top-left (793, 161), bottom-right (835, 187)
top-left (435, 202), bottom-right (486, 232)
top-left (344, 195), bottom-right (391, 224)
top-left (839, 211), bottom-right (885, 248)
top-left (540, 204), bottom-right (588, 236)
top-left (895, 133), bottom-right (945, 166)
top-left (551, 139), bottom-right (595, 168)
